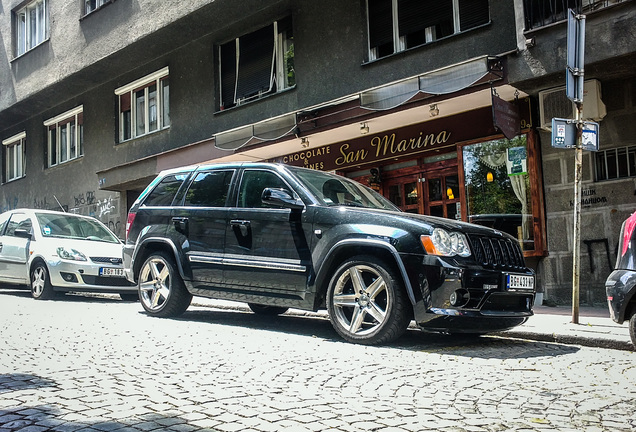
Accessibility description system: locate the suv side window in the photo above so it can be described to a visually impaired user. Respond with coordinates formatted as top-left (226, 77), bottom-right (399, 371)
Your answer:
top-left (184, 170), bottom-right (234, 207)
top-left (238, 170), bottom-right (289, 208)
top-left (143, 173), bottom-right (189, 207)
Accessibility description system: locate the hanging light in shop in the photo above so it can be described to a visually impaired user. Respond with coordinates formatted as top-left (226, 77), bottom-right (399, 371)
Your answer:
top-left (487, 171), bottom-right (494, 182)
top-left (447, 187), bottom-right (454, 199)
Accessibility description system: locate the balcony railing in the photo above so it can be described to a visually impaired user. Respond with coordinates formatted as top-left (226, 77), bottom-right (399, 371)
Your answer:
top-left (523, 0), bottom-right (629, 31)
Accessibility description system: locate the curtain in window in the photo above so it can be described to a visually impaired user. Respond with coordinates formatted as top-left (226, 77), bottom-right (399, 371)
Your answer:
top-left (235, 24), bottom-right (276, 103)
top-left (368, 0), bottom-right (394, 51)
top-left (459, 0), bottom-right (489, 31)
top-left (398, 0), bottom-right (453, 37)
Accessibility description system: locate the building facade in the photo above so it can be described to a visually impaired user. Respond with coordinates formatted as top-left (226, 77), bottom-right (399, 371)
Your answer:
top-left (0, 0), bottom-right (634, 305)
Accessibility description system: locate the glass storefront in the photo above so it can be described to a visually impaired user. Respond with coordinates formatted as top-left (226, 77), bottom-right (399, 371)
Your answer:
top-left (462, 135), bottom-right (534, 251)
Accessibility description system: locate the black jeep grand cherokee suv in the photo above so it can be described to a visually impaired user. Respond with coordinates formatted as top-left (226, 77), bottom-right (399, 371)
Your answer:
top-left (123, 163), bottom-right (535, 345)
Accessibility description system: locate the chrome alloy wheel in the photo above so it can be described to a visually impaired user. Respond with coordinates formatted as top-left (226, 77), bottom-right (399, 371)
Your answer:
top-left (31, 266), bottom-right (46, 297)
top-left (331, 264), bottom-right (391, 336)
top-left (139, 256), bottom-right (172, 311)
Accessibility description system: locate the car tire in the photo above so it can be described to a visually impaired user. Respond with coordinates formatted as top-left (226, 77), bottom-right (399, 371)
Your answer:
top-left (248, 303), bottom-right (289, 315)
top-left (138, 252), bottom-right (192, 317)
top-left (629, 312), bottom-right (636, 347)
top-left (326, 255), bottom-right (411, 345)
top-left (30, 261), bottom-right (56, 300)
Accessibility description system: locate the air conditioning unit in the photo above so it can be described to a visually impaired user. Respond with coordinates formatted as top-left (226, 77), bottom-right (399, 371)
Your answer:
top-left (538, 79), bottom-right (607, 130)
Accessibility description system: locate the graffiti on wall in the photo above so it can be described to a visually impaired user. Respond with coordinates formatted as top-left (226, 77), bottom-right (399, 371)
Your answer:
top-left (69, 190), bottom-right (123, 238)
top-left (1, 190), bottom-right (122, 238)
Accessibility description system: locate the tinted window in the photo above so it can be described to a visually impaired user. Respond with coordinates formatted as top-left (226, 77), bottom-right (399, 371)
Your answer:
top-left (143, 173), bottom-right (188, 207)
top-left (184, 170), bottom-right (234, 207)
top-left (238, 170), bottom-right (289, 208)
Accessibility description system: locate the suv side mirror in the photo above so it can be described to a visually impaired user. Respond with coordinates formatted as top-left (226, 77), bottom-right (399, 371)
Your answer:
top-left (262, 188), bottom-right (304, 211)
top-left (14, 228), bottom-right (32, 239)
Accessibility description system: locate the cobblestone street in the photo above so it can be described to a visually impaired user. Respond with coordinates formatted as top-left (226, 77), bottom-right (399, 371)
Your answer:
top-left (1, 290), bottom-right (635, 432)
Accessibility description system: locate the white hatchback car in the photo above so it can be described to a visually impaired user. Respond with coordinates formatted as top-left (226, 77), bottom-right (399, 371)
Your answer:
top-left (0, 209), bottom-right (136, 300)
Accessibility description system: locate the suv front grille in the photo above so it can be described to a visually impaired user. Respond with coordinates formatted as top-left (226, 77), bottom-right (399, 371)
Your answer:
top-left (468, 235), bottom-right (525, 271)
top-left (90, 257), bottom-right (123, 265)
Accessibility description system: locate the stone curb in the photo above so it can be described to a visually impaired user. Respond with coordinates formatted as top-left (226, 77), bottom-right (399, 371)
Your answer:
top-left (192, 300), bottom-right (635, 351)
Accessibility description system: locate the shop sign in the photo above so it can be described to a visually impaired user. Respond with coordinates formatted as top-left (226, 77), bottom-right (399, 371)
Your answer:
top-left (492, 93), bottom-right (521, 140)
top-left (506, 147), bottom-right (527, 176)
top-left (273, 107), bottom-right (506, 171)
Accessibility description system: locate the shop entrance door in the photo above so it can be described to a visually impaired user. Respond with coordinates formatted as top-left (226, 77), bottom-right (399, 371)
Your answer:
top-left (423, 168), bottom-right (460, 220)
top-left (385, 174), bottom-right (422, 214)
top-left (382, 163), bottom-right (460, 220)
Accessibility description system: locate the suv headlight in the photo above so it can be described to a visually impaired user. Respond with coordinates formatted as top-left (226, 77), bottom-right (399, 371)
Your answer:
top-left (57, 247), bottom-right (87, 261)
top-left (421, 228), bottom-right (471, 257)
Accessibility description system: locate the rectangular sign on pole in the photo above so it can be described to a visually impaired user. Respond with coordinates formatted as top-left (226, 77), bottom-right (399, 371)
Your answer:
top-left (566, 9), bottom-right (585, 103)
top-left (551, 118), bottom-right (599, 151)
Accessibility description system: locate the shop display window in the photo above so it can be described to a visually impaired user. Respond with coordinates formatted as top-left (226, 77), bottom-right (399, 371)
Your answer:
top-left (462, 135), bottom-right (535, 252)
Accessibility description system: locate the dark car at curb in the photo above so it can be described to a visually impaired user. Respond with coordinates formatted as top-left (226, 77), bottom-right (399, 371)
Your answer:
top-left (123, 162), bottom-right (536, 345)
top-left (605, 210), bottom-right (636, 346)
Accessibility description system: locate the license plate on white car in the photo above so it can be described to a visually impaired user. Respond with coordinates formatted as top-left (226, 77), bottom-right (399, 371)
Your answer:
top-left (100, 267), bottom-right (125, 277)
top-left (506, 274), bottom-right (534, 291)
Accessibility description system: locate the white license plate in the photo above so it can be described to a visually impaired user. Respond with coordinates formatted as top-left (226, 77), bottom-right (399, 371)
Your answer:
top-left (506, 274), bottom-right (534, 291)
top-left (100, 267), bottom-right (125, 277)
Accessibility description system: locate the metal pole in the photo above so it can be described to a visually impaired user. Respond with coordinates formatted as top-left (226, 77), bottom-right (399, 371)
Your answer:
top-left (572, 103), bottom-right (583, 324)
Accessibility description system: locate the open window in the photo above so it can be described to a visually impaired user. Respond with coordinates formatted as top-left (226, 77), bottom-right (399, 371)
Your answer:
top-left (218, 17), bottom-right (295, 110)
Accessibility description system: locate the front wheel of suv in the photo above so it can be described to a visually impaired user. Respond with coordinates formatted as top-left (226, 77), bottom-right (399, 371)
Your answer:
top-left (326, 255), bottom-right (411, 345)
top-left (138, 252), bottom-right (192, 318)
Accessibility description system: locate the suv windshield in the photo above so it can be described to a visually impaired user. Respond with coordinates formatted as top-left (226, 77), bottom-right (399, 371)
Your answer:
top-left (290, 167), bottom-right (398, 211)
top-left (36, 213), bottom-right (119, 243)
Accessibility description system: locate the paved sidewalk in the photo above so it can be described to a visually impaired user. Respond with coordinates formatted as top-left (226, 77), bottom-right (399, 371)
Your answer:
top-left (500, 304), bottom-right (634, 351)
top-left (192, 298), bottom-right (635, 351)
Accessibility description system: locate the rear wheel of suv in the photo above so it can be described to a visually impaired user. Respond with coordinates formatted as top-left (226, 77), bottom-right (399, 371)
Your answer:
top-left (326, 255), bottom-right (411, 345)
top-left (138, 252), bottom-right (192, 317)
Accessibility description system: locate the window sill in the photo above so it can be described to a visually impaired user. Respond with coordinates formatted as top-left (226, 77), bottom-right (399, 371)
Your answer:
top-left (11, 38), bottom-right (50, 62)
top-left (214, 86), bottom-right (296, 115)
top-left (117, 126), bottom-right (170, 145)
top-left (80, 0), bottom-right (116, 21)
top-left (362, 22), bottom-right (492, 66)
top-left (2, 175), bottom-right (25, 185)
top-left (47, 155), bottom-right (84, 171)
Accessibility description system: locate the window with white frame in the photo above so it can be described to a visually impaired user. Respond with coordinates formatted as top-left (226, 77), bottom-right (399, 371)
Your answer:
top-left (115, 67), bottom-right (170, 142)
top-left (218, 17), bottom-right (294, 110)
top-left (15, 0), bottom-right (48, 57)
top-left (2, 132), bottom-right (26, 183)
top-left (367, 0), bottom-right (489, 60)
top-left (84, 0), bottom-right (111, 16)
top-left (595, 145), bottom-right (636, 181)
top-left (45, 107), bottom-right (84, 168)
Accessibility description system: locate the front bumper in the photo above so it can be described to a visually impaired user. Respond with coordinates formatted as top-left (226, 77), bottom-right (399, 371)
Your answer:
top-left (47, 258), bottom-right (135, 292)
top-left (404, 254), bottom-right (535, 333)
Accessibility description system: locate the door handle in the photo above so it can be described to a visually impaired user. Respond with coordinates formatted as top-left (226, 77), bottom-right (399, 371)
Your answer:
top-left (230, 220), bottom-right (250, 236)
top-left (171, 217), bottom-right (189, 235)
top-left (0, 242), bottom-right (3, 252)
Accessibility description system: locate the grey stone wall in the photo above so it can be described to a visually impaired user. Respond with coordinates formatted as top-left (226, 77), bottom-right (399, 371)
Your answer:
top-left (537, 77), bottom-right (636, 305)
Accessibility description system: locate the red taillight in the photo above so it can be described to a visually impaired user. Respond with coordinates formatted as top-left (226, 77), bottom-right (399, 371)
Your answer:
top-left (125, 212), bottom-right (136, 241)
